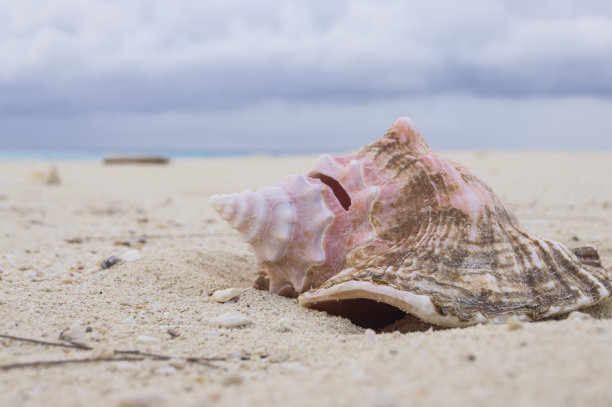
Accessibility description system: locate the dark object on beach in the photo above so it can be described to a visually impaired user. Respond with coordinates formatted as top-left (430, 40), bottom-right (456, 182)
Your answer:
top-left (103, 156), bottom-right (169, 165)
top-left (46, 166), bottom-right (61, 185)
top-left (101, 256), bottom-right (122, 269)
top-left (113, 237), bottom-right (146, 248)
top-left (64, 237), bottom-right (84, 244)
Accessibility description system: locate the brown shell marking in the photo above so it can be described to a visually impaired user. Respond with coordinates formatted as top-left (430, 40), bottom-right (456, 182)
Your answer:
top-left (299, 118), bottom-right (611, 327)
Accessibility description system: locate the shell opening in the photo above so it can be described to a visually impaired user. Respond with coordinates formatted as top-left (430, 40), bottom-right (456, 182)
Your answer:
top-left (308, 299), bottom-right (407, 329)
top-left (310, 173), bottom-right (351, 211)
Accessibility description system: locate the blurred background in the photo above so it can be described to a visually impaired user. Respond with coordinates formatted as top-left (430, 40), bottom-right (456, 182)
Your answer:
top-left (0, 0), bottom-right (611, 156)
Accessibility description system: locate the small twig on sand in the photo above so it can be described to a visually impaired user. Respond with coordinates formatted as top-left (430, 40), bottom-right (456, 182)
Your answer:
top-left (185, 357), bottom-right (224, 368)
top-left (0, 333), bottom-right (224, 370)
top-left (0, 334), bottom-right (92, 351)
top-left (0, 357), bottom-right (145, 371)
top-left (114, 349), bottom-right (171, 360)
top-left (115, 350), bottom-right (223, 368)
top-left (58, 329), bottom-right (93, 350)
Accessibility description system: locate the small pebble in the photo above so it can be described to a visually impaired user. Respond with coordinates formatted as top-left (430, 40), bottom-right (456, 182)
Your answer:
top-left (568, 311), bottom-right (592, 321)
top-left (60, 278), bottom-right (77, 284)
top-left (210, 311), bottom-right (252, 328)
top-left (221, 374), bottom-right (243, 386)
top-left (274, 318), bottom-right (294, 332)
top-left (138, 335), bottom-right (159, 343)
top-left (226, 350), bottom-right (242, 360)
top-left (101, 256), bottom-right (122, 269)
top-left (122, 249), bottom-right (142, 262)
top-left (226, 349), bottom-right (251, 360)
top-left (168, 359), bottom-right (187, 370)
top-left (167, 327), bottom-right (180, 338)
top-left (364, 328), bottom-right (376, 337)
top-left (506, 317), bottom-right (524, 330)
top-left (60, 321), bottom-right (86, 341)
top-left (211, 287), bottom-right (241, 303)
top-left (364, 328), bottom-right (377, 344)
top-left (64, 237), bottom-right (84, 244)
top-left (267, 352), bottom-right (290, 363)
top-left (227, 349), bottom-right (251, 360)
top-left (273, 324), bottom-right (291, 333)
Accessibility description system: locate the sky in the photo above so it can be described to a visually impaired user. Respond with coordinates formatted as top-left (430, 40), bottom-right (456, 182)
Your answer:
top-left (1, 0), bottom-right (612, 152)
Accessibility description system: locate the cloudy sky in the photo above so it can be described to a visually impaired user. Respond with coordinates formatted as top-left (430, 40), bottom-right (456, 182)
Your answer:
top-left (1, 0), bottom-right (612, 152)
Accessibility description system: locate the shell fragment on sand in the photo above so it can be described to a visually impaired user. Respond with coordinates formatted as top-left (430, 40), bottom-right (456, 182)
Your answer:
top-left (211, 288), bottom-right (242, 303)
top-left (210, 311), bottom-right (253, 328)
top-left (121, 249), bottom-right (142, 262)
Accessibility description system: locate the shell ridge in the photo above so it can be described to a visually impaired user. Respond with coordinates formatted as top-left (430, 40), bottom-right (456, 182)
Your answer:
top-left (309, 203), bottom-right (610, 322)
top-left (278, 175), bottom-right (334, 291)
top-left (516, 230), bottom-right (609, 305)
top-left (301, 156), bottom-right (379, 291)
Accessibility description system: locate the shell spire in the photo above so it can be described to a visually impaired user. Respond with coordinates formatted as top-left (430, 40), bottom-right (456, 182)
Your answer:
top-left (209, 175), bottom-right (337, 296)
top-left (209, 187), bottom-right (294, 261)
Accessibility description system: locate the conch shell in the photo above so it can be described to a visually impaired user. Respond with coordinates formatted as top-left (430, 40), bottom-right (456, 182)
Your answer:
top-left (210, 118), bottom-right (611, 328)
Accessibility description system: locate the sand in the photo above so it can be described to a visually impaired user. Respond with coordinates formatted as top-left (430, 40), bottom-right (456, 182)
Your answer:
top-left (1, 152), bottom-right (611, 407)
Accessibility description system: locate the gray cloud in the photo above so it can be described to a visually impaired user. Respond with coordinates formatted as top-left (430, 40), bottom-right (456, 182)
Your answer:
top-left (1, 0), bottom-right (612, 116)
top-left (2, 95), bottom-right (612, 151)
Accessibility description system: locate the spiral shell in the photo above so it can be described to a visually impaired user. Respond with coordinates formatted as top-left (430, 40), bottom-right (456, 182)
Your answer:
top-left (210, 117), bottom-right (612, 328)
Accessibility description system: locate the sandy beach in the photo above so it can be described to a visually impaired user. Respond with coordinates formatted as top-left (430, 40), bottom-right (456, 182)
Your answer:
top-left (1, 152), bottom-right (611, 407)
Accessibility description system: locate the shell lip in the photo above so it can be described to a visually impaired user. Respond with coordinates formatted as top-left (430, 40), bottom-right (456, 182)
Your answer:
top-left (299, 280), bottom-right (504, 328)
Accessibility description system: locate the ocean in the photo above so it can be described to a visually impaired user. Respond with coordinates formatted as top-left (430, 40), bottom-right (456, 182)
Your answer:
top-left (0, 147), bottom-right (326, 161)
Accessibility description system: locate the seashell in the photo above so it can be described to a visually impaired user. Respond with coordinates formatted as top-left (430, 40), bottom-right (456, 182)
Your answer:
top-left (210, 117), bottom-right (611, 328)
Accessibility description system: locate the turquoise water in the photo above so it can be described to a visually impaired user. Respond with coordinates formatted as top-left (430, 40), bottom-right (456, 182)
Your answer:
top-left (0, 148), bottom-right (324, 161)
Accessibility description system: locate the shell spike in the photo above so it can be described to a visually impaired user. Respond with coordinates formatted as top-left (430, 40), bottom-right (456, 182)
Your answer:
top-left (208, 194), bottom-right (234, 220)
top-left (209, 190), bottom-right (268, 243)
top-left (388, 116), bottom-right (432, 154)
top-left (211, 175), bottom-right (341, 295)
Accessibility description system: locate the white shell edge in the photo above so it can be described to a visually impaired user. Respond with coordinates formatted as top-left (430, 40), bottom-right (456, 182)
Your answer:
top-left (298, 280), bottom-right (533, 328)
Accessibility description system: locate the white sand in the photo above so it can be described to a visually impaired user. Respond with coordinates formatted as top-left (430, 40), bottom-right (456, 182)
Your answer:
top-left (0, 152), bottom-right (611, 407)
